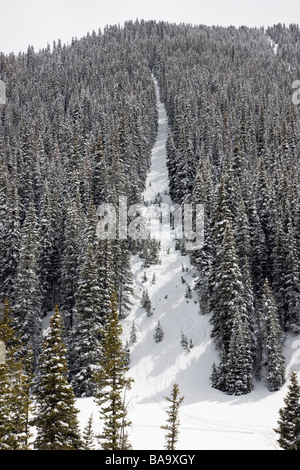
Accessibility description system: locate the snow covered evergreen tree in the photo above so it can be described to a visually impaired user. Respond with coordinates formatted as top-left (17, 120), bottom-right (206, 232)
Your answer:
top-left (130, 320), bottom-right (137, 343)
top-left (141, 288), bottom-right (152, 316)
top-left (274, 371), bottom-right (300, 450)
top-left (154, 320), bottom-right (164, 343)
top-left (209, 221), bottom-right (244, 353)
top-left (82, 414), bottom-right (96, 450)
top-left (96, 238), bottom-right (115, 320)
top-left (113, 239), bottom-right (133, 319)
top-left (161, 383), bottom-right (184, 450)
top-left (59, 195), bottom-right (84, 332)
top-left (12, 202), bottom-right (42, 362)
top-left (0, 298), bottom-right (33, 450)
top-left (0, 181), bottom-right (21, 301)
top-left (94, 292), bottom-right (133, 450)
top-left (224, 307), bottom-right (254, 395)
top-left (34, 305), bottom-right (82, 450)
top-left (69, 241), bottom-right (103, 397)
top-left (39, 181), bottom-right (59, 314)
top-left (260, 280), bottom-right (285, 392)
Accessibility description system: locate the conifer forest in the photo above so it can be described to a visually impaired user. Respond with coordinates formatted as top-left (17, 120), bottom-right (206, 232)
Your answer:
top-left (0, 20), bottom-right (300, 450)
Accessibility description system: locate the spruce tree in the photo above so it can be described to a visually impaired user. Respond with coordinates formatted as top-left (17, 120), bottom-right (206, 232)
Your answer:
top-left (0, 181), bottom-right (21, 300)
top-left (225, 307), bottom-right (254, 395)
top-left (154, 321), bottom-right (164, 343)
top-left (39, 181), bottom-right (60, 314)
top-left (12, 201), bottom-right (42, 362)
top-left (96, 239), bottom-right (115, 321)
top-left (92, 135), bottom-right (109, 206)
top-left (82, 414), bottom-right (96, 450)
top-left (0, 298), bottom-right (33, 450)
top-left (274, 371), bottom-right (300, 450)
top-left (241, 256), bottom-right (256, 365)
top-left (161, 383), bottom-right (184, 450)
top-left (272, 216), bottom-right (300, 332)
top-left (210, 348), bottom-right (227, 392)
top-left (113, 240), bottom-right (133, 319)
top-left (250, 209), bottom-right (269, 296)
top-left (141, 289), bottom-right (152, 316)
top-left (93, 292), bottom-right (133, 450)
top-left (260, 280), bottom-right (285, 391)
top-left (69, 242), bottom-right (103, 397)
top-left (34, 305), bottom-right (83, 450)
top-left (59, 196), bottom-right (83, 331)
top-left (130, 320), bottom-right (137, 343)
top-left (209, 221), bottom-right (244, 353)
top-left (180, 332), bottom-right (189, 352)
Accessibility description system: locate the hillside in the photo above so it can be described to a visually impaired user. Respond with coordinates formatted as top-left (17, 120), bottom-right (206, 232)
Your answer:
top-left (1, 20), bottom-right (300, 450)
top-left (75, 78), bottom-right (300, 451)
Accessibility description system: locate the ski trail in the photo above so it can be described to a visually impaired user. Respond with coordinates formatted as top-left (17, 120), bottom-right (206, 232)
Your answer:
top-left (123, 77), bottom-right (218, 448)
top-left (75, 75), bottom-right (299, 453)
top-left (120, 76), bottom-right (281, 451)
top-left (125, 78), bottom-right (209, 400)
top-left (143, 80), bottom-right (172, 208)
top-left (76, 75), bottom-right (288, 451)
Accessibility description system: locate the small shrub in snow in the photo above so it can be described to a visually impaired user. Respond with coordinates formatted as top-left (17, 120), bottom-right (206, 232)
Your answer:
top-left (154, 321), bottom-right (164, 342)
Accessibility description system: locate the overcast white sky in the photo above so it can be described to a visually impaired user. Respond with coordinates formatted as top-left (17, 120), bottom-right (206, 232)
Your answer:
top-left (0, 0), bottom-right (300, 54)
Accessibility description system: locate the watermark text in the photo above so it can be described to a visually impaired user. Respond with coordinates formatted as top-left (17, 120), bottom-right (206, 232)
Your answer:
top-left (96, 198), bottom-right (204, 251)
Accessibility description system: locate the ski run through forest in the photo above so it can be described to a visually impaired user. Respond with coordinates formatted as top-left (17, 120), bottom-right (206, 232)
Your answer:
top-left (75, 76), bottom-right (300, 451)
top-left (0, 20), bottom-right (300, 451)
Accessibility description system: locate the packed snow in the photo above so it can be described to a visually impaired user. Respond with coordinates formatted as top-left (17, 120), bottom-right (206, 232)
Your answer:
top-left (74, 80), bottom-right (300, 451)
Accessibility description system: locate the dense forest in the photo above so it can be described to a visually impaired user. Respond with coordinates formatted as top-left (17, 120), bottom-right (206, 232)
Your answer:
top-left (0, 20), bottom-right (300, 448)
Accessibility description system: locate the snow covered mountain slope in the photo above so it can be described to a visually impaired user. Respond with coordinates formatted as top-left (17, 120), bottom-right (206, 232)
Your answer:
top-left (76, 79), bottom-right (300, 451)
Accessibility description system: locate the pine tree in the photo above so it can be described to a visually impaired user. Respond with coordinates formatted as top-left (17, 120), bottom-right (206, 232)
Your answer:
top-left (260, 280), bottom-right (285, 391)
top-left (69, 241), bottom-right (104, 397)
top-left (79, 198), bottom-right (99, 264)
top-left (34, 305), bottom-right (83, 450)
top-left (39, 181), bottom-right (59, 313)
top-left (271, 217), bottom-right (289, 328)
top-left (234, 194), bottom-right (251, 262)
top-left (113, 240), bottom-right (133, 319)
top-left (141, 288), bottom-right (152, 316)
top-left (284, 221), bottom-right (300, 332)
top-left (145, 293), bottom-right (152, 317)
top-left (130, 320), bottom-right (137, 343)
top-left (180, 332), bottom-right (189, 352)
top-left (59, 196), bottom-right (83, 331)
top-left (274, 371), bottom-right (300, 450)
top-left (161, 383), bottom-right (184, 450)
top-left (0, 298), bottom-right (33, 450)
top-left (124, 340), bottom-right (131, 367)
top-left (12, 201), bottom-right (42, 362)
top-left (185, 285), bottom-right (192, 300)
top-left (211, 176), bottom-right (233, 249)
top-left (154, 321), bottom-right (164, 343)
top-left (272, 216), bottom-right (300, 332)
top-left (210, 348), bottom-right (227, 392)
top-left (225, 307), bottom-right (254, 395)
top-left (0, 181), bottom-right (21, 300)
top-left (209, 221), bottom-right (244, 353)
top-left (92, 135), bottom-right (109, 206)
top-left (241, 256), bottom-right (257, 365)
top-left (96, 239), bottom-right (115, 322)
top-left (82, 414), bottom-right (96, 450)
top-left (93, 292), bottom-right (133, 450)
top-left (250, 209), bottom-right (269, 296)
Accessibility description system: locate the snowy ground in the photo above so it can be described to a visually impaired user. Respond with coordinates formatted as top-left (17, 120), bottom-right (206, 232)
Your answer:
top-left (75, 80), bottom-right (300, 451)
